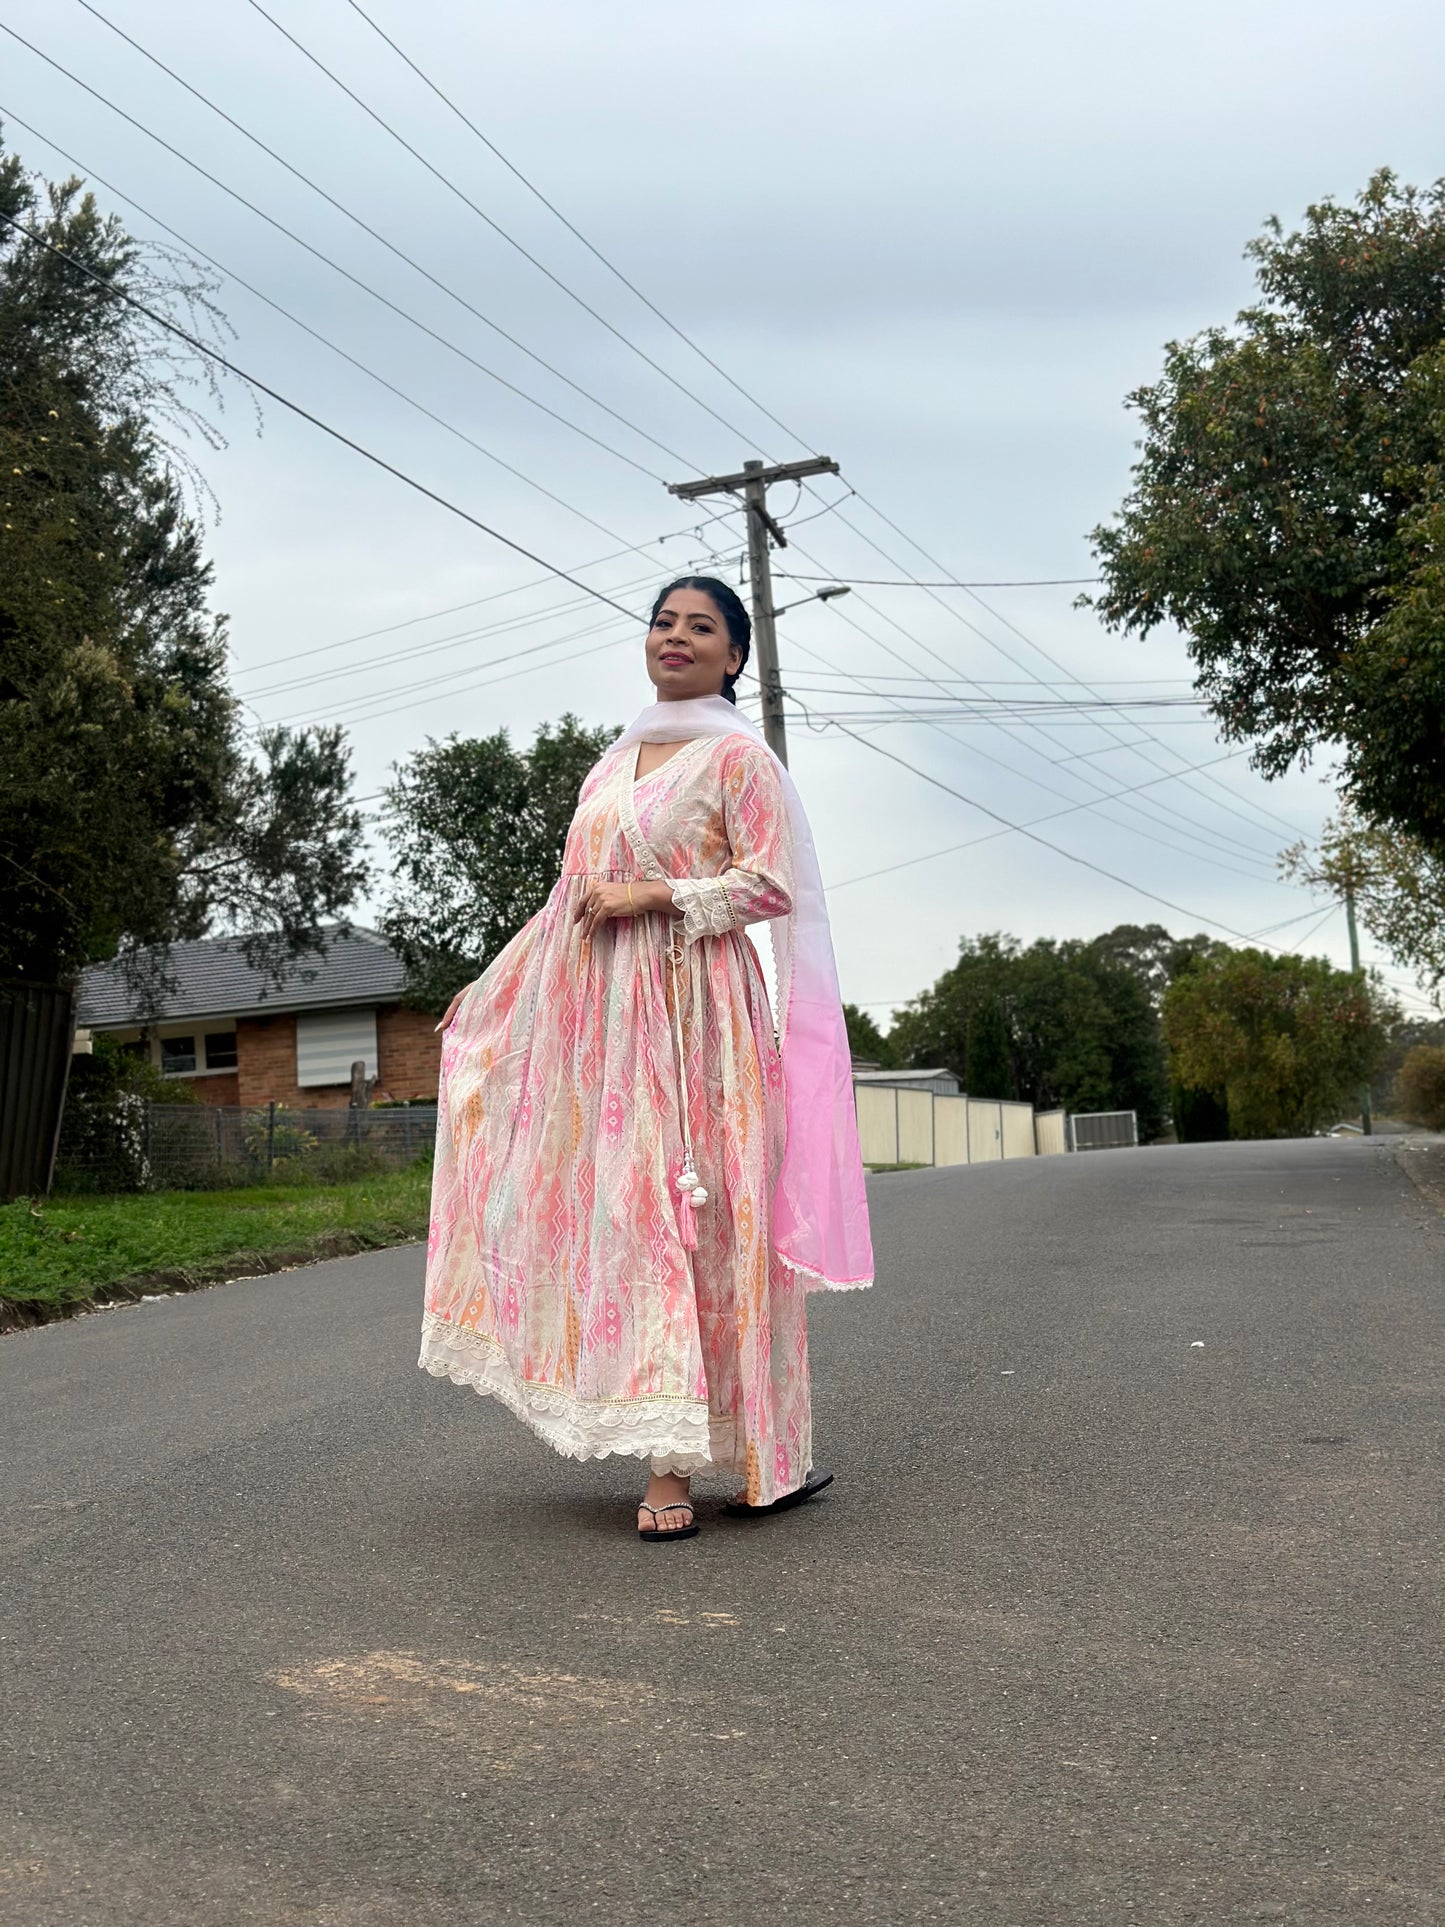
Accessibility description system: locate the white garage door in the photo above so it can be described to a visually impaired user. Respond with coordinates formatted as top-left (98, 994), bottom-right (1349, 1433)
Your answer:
top-left (295, 1008), bottom-right (378, 1088)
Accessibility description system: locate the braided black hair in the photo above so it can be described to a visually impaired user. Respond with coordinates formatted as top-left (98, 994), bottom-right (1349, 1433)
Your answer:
top-left (648, 576), bottom-right (751, 704)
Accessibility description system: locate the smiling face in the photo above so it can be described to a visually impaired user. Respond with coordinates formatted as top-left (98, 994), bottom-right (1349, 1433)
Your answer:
top-left (645, 588), bottom-right (743, 702)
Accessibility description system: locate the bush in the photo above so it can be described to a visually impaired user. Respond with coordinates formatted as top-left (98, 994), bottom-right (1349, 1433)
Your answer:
top-left (1392, 1045), bottom-right (1445, 1130)
top-left (239, 1112), bottom-right (318, 1170)
top-left (1163, 948), bottom-right (1387, 1138)
top-left (54, 1038), bottom-right (198, 1191)
top-left (1372, 1017), bottom-right (1445, 1113)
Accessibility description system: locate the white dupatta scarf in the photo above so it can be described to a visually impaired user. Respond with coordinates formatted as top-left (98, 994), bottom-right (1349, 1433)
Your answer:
top-left (614, 696), bottom-right (873, 1291)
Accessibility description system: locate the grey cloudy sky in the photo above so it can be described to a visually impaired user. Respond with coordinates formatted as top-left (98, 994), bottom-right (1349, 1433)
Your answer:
top-left (7, 0), bottom-right (1445, 1017)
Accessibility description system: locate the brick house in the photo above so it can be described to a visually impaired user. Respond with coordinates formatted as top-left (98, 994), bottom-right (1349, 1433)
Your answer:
top-left (75, 929), bottom-right (443, 1108)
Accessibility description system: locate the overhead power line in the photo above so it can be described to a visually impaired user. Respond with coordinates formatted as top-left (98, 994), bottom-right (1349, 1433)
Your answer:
top-left (271, 613), bottom-right (635, 728)
top-left (259, 526), bottom-right (741, 721)
top-left (0, 212), bottom-right (645, 621)
top-left (0, 107), bottom-right (706, 568)
top-left (270, 533), bottom-right (739, 727)
top-left (260, 0), bottom-right (1311, 874)
top-left (782, 486), bottom-right (1290, 869)
top-left (798, 708), bottom-right (1211, 728)
top-left (778, 456), bottom-right (1312, 871)
top-left (848, 908), bottom-right (1357, 1005)
top-left (6, 18), bottom-right (685, 481)
top-left (796, 702), bottom-right (1300, 950)
top-left (274, 612), bottom-right (641, 731)
top-left (339, 0), bottom-right (811, 453)
top-left (825, 746), bottom-right (1256, 892)
top-left (797, 508), bottom-right (1294, 862)
top-left (776, 572), bottom-right (1101, 589)
top-left (783, 669), bottom-right (1196, 688)
top-left (322, 24), bottom-right (1294, 854)
top-left (781, 679), bottom-right (1212, 721)
top-left (242, 0), bottom-right (762, 451)
top-left (233, 537), bottom-right (699, 680)
top-left (73, 1), bottom-right (708, 472)
top-left (250, 592), bottom-right (631, 703)
top-left (785, 534), bottom-right (1282, 876)
top-left (0, 121), bottom-right (740, 719)
top-left (1278, 903), bottom-right (1342, 952)
top-left (248, 558), bottom-right (723, 703)
top-left (53, 6), bottom-right (1221, 859)
top-left (21, 11), bottom-right (1313, 920)
top-left (783, 625), bottom-right (1273, 884)
top-left (337, 0), bottom-right (1256, 867)
top-left (843, 485), bottom-right (1310, 842)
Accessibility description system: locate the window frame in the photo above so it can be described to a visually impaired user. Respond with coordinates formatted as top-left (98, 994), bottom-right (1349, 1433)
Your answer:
top-left (203, 1031), bottom-right (239, 1071)
top-left (159, 1035), bottom-right (198, 1076)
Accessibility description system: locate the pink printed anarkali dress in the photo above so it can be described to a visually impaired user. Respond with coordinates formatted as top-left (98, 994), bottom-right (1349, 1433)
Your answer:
top-left (420, 732), bottom-right (814, 1505)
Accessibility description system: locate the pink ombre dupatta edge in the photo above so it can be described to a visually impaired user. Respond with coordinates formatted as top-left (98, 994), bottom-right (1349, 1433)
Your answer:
top-left (613, 697), bottom-right (873, 1292)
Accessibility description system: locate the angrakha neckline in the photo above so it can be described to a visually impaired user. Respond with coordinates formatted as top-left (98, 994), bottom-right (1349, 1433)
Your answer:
top-left (630, 734), bottom-right (713, 790)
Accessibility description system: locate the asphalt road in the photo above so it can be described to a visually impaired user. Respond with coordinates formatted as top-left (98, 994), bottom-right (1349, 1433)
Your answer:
top-left (3, 1137), bottom-right (1442, 1927)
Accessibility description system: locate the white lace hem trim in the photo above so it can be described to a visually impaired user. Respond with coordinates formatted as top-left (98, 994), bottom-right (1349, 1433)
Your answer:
top-left (782, 1258), bottom-right (873, 1293)
top-left (418, 1313), bottom-right (723, 1469)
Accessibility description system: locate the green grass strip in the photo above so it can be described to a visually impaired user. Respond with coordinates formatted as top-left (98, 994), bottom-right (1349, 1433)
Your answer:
top-left (0, 1165), bottom-right (431, 1328)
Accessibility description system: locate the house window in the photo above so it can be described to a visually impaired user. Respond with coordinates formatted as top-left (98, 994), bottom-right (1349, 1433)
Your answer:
top-left (204, 1032), bottom-right (238, 1070)
top-left (295, 1008), bottom-right (378, 1088)
top-left (160, 1036), bottom-right (197, 1075)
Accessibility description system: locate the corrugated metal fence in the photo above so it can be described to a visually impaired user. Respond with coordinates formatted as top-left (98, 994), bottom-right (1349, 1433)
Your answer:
top-left (0, 980), bottom-right (75, 1202)
top-left (854, 1080), bottom-right (1069, 1168)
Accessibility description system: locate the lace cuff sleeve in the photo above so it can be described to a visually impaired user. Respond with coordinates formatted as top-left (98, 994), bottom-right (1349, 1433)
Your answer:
top-left (669, 876), bottom-right (739, 942)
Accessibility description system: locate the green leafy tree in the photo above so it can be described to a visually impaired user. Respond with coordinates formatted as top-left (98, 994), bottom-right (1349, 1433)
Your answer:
top-left (1282, 806), bottom-right (1445, 996)
top-left (1372, 1013), bottom-right (1445, 1114)
top-left (380, 715), bottom-right (619, 1011)
top-left (1085, 922), bottom-right (1226, 1006)
top-left (1392, 1044), bottom-right (1445, 1129)
top-left (842, 1003), bottom-right (898, 1066)
top-left (1089, 172), bottom-right (1445, 852)
top-left (1162, 948), bottom-right (1389, 1138)
top-left (0, 141), bottom-right (366, 995)
top-left (889, 934), bottom-right (1012, 1091)
top-left (963, 994), bottom-right (1012, 1098)
top-left (889, 931), bottom-right (1171, 1138)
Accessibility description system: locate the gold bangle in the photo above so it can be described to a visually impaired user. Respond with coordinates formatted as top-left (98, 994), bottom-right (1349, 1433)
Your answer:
top-left (627, 882), bottom-right (636, 914)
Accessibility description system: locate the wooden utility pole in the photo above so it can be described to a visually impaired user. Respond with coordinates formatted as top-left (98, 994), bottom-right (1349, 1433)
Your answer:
top-left (667, 455), bottom-right (839, 766)
top-left (1343, 882), bottom-right (1373, 1136)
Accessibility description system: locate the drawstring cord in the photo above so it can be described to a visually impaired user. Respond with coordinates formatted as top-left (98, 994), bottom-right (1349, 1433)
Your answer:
top-left (665, 920), bottom-right (707, 1250)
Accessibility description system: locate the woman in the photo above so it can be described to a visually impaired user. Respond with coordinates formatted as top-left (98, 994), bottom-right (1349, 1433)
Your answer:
top-left (421, 577), bottom-right (872, 1540)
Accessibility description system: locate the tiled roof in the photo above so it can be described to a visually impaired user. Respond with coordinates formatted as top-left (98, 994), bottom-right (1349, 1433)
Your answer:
top-left (77, 928), bottom-right (410, 1028)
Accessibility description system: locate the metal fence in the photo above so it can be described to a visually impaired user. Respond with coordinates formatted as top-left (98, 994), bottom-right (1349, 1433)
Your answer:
top-left (1068, 1110), bottom-right (1139, 1152)
top-left (54, 1101), bottom-right (438, 1194)
top-left (853, 1083), bottom-right (1068, 1169)
top-left (852, 1085), bottom-right (1141, 1169)
top-left (1034, 1109), bottom-right (1068, 1157)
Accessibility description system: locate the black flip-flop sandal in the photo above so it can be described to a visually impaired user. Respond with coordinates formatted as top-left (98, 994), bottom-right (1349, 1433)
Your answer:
top-left (637, 1500), bottom-right (699, 1543)
top-left (724, 1468), bottom-right (834, 1520)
